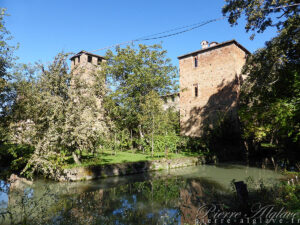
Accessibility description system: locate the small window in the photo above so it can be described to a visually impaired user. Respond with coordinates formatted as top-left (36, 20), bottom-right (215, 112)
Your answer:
top-left (171, 95), bottom-right (175, 102)
top-left (88, 55), bottom-right (92, 63)
top-left (195, 86), bottom-right (198, 97)
top-left (78, 56), bottom-right (80, 63)
top-left (72, 59), bottom-right (76, 65)
top-left (97, 57), bottom-right (102, 65)
top-left (194, 57), bottom-right (198, 67)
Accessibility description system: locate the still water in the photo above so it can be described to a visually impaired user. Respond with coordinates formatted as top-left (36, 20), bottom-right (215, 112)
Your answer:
top-left (0, 164), bottom-right (283, 225)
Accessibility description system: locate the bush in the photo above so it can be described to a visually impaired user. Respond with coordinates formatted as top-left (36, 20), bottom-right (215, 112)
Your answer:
top-left (0, 143), bottom-right (34, 172)
top-left (153, 132), bottom-right (180, 156)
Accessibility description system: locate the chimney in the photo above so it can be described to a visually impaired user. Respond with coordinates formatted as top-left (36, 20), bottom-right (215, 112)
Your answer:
top-left (210, 41), bottom-right (218, 47)
top-left (201, 40), bottom-right (209, 49)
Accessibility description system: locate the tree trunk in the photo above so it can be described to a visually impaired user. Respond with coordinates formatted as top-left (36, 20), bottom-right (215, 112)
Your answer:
top-left (131, 129), bottom-right (133, 153)
top-left (114, 132), bottom-right (117, 155)
top-left (165, 131), bottom-right (168, 158)
top-left (151, 114), bottom-right (154, 157)
top-left (138, 125), bottom-right (144, 138)
top-left (138, 125), bottom-right (145, 153)
top-left (72, 152), bottom-right (81, 164)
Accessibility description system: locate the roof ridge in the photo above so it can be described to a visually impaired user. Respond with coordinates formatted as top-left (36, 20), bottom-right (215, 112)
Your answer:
top-left (177, 39), bottom-right (250, 59)
top-left (70, 50), bottom-right (105, 60)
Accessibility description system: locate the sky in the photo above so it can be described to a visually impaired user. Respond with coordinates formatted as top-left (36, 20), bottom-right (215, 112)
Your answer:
top-left (2, 0), bottom-right (278, 67)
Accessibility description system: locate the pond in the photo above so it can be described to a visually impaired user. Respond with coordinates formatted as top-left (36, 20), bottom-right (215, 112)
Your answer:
top-left (0, 164), bottom-right (283, 225)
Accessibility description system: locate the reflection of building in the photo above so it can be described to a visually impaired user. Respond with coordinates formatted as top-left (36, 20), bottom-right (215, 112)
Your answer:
top-left (180, 179), bottom-right (208, 225)
top-left (161, 92), bottom-right (180, 111)
top-left (178, 40), bottom-right (250, 137)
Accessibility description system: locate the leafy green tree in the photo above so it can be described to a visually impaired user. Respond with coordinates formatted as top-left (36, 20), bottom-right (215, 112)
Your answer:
top-left (102, 44), bottom-right (178, 154)
top-left (138, 91), bottom-right (180, 156)
top-left (0, 8), bottom-right (18, 141)
top-left (223, 0), bottom-right (300, 163)
top-left (222, 0), bottom-right (299, 39)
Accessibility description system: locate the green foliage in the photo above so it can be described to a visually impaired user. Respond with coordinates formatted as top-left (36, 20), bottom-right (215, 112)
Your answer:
top-left (0, 143), bottom-right (34, 172)
top-left (275, 182), bottom-right (300, 211)
top-left (223, 0), bottom-right (300, 164)
top-left (238, 33), bottom-right (300, 161)
top-left (244, 175), bottom-right (300, 213)
top-left (6, 53), bottom-right (109, 178)
top-left (0, 8), bottom-right (18, 147)
top-left (179, 136), bottom-right (209, 154)
top-left (102, 44), bottom-right (179, 155)
top-left (222, 0), bottom-right (299, 38)
top-left (0, 8), bottom-right (18, 118)
top-left (153, 132), bottom-right (180, 155)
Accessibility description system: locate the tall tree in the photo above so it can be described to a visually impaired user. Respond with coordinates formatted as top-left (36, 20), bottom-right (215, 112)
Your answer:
top-left (102, 44), bottom-right (178, 152)
top-left (0, 8), bottom-right (18, 142)
top-left (222, 0), bottom-right (299, 38)
top-left (8, 53), bottom-right (108, 178)
top-left (223, 0), bottom-right (300, 162)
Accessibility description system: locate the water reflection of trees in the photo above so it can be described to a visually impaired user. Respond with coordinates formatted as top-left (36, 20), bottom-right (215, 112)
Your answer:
top-left (1, 176), bottom-right (235, 225)
top-left (55, 178), bottom-right (184, 225)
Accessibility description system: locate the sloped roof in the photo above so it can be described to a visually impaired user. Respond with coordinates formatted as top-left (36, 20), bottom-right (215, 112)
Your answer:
top-left (70, 50), bottom-right (105, 60)
top-left (177, 39), bottom-right (250, 59)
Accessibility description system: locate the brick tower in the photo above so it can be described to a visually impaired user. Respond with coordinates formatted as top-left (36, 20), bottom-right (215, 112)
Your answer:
top-left (178, 40), bottom-right (250, 137)
top-left (70, 50), bottom-right (106, 110)
top-left (70, 50), bottom-right (105, 81)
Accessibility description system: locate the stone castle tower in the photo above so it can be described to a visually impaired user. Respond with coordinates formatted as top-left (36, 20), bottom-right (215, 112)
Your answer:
top-left (178, 40), bottom-right (250, 137)
top-left (70, 50), bottom-right (106, 110)
top-left (70, 50), bottom-right (105, 79)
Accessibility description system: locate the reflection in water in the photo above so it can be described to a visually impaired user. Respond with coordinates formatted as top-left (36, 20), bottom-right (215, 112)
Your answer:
top-left (0, 164), bottom-right (282, 225)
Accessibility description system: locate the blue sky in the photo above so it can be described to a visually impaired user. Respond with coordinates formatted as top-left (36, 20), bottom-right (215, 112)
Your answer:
top-left (2, 0), bottom-right (277, 67)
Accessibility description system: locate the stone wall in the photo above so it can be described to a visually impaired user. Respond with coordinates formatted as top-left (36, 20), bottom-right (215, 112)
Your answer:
top-left (70, 51), bottom-right (106, 119)
top-left (59, 156), bottom-right (208, 182)
top-left (161, 93), bottom-right (180, 111)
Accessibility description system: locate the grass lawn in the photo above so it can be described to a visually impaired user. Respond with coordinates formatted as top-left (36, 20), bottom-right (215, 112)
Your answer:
top-left (63, 150), bottom-right (203, 169)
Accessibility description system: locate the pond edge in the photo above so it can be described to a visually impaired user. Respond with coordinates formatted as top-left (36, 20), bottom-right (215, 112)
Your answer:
top-left (59, 155), bottom-right (216, 182)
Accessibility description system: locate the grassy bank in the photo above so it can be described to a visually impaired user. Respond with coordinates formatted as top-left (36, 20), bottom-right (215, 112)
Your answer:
top-left (62, 150), bottom-right (204, 169)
